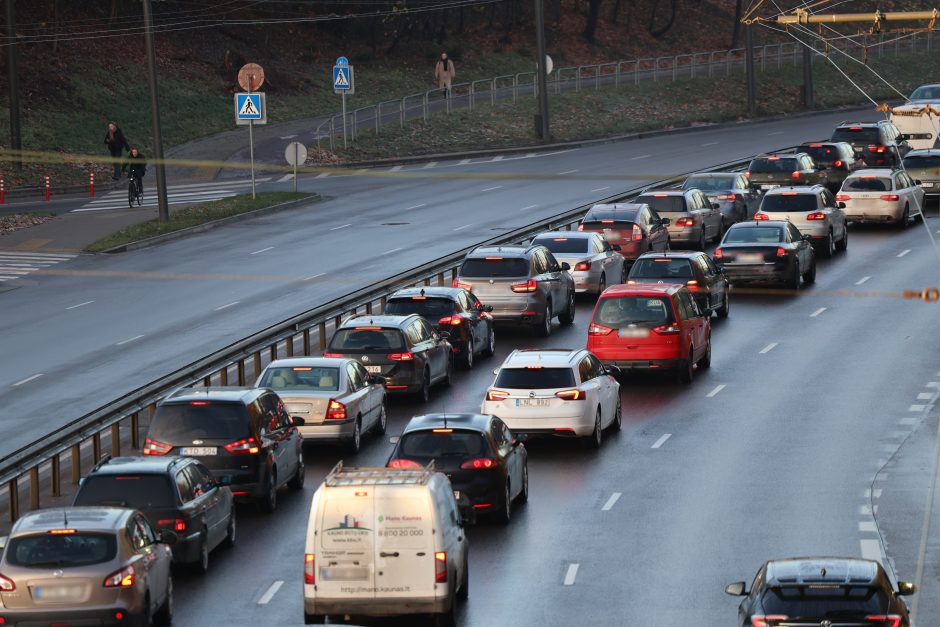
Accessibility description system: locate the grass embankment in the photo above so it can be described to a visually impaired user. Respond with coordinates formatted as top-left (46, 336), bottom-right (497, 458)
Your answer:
top-left (0, 213), bottom-right (55, 236)
top-left (331, 52), bottom-right (934, 160)
top-left (85, 192), bottom-right (311, 253)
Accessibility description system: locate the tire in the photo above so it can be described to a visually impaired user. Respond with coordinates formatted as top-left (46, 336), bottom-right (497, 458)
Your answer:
top-left (457, 558), bottom-right (470, 600)
top-left (461, 343), bottom-right (474, 370)
top-left (135, 595), bottom-right (152, 627)
top-left (223, 508), bottom-right (236, 548)
top-left (127, 183), bottom-right (135, 209)
top-left (537, 301), bottom-right (553, 337)
top-left (481, 323), bottom-right (495, 357)
top-left (802, 259), bottom-right (817, 284)
top-left (619, 265), bottom-right (627, 285)
top-left (153, 576), bottom-right (173, 626)
top-left (559, 289), bottom-right (575, 325)
top-left (819, 230), bottom-right (835, 259)
top-left (442, 355), bottom-right (454, 387)
top-left (347, 418), bottom-right (362, 454)
top-left (596, 273), bottom-right (606, 297)
top-left (836, 223), bottom-right (848, 252)
top-left (677, 349), bottom-right (694, 384)
top-left (373, 402), bottom-right (388, 435)
top-left (259, 470), bottom-right (277, 513)
top-left (586, 408), bottom-right (603, 449)
top-left (716, 289), bottom-right (730, 319)
top-left (288, 450), bottom-right (305, 490)
top-left (699, 336), bottom-right (712, 369)
top-left (611, 397), bottom-right (622, 432)
top-left (715, 221), bottom-right (725, 243)
top-left (416, 371), bottom-right (431, 403)
top-left (304, 614), bottom-right (326, 625)
top-left (435, 598), bottom-right (457, 627)
top-left (496, 480), bottom-right (512, 524)
top-left (518, 461), bottom-right (529, 503)
top-left (696, 231), bottom-right (706, 251)
top-left (193, 531), bottom-right (209, 575)
top-left (787, 262), bottom-right (801, 290)
top-left (898, 205), bottom-right (910, 229)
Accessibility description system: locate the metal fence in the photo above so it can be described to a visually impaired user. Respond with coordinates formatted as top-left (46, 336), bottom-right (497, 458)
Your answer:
top-left (316, 31), bottom-right (934, 150)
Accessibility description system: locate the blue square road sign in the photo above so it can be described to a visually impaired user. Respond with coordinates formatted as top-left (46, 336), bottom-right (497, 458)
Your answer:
top-left (235, 93), bottom-right (263, 120)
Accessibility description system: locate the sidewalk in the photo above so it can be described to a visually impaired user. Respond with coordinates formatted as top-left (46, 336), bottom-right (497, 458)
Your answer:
top-left (1, 205), bottom-right (164, 253)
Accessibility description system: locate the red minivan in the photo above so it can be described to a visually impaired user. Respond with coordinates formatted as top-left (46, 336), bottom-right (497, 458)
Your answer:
top-left (587, 284), bottom-right (711, 383)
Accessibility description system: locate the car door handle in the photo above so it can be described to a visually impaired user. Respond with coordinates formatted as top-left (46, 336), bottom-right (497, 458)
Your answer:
top-left (380, 552), bottom-right (400, 558)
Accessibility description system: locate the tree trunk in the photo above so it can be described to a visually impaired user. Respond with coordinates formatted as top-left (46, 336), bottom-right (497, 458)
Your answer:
top-left (109, 0), bottom-right (119, 26)
top-left (730, 0), bottom-right (743, 48)
top-left (582, 0), bottom-right (604, 43)
top-left (549, 0), bottom-right (562, 23)
top-left (52, 0), bottom-right (59, 53)
top-left (610, 0), bottom-right (622, 23)
top-left (648, 0), bottom-right (677, 38)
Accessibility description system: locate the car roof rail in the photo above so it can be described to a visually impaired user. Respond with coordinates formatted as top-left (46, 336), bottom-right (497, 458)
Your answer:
top-left (325, 460), bottom-right (437, 487)
top-left (90, 453), bottom-right (113, 473)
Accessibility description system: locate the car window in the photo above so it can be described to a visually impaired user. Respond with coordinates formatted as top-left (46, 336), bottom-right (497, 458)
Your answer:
top-left (129, 516), bottom-right (153, 550)
top-left (466, 292), bottom-right (483, 310)
top-left (192, 463), bottom-right (216, 493)
top-left (724, 225), bottom-right (784, 243)
top-left (587, 354), bottom-right (606, 379)
top-left (259, 366), bottom-right (340, 392)
top-left (455, 292), bottom-right (470, 312)
top-left (175, 468), bottom-right (195, 503)
top-left (749, 158), bottom-right (799, 173)
top-left (149, 402), bottom-right (250, 442)
top-left (844, 177), bottom-right (891, 192)
top-left (544, 250), bottom-right (562, 272)
top-left (786, 223), bottom-right (803, 242)
top-left (459, 257), bottom-right (529, 278)
top-left (494, 367), bottom-right (576, 389)
top-left (702, 255), bottom-right (720, 275)
top-left (630, 257), bottom-right (694, 279)
top-left (259, 393), bottom-right (285, 433)
top-left (6, 532), bottom-right (117, 567)
top-left (183, 464), bottom-right (210, 498)
top-left (592, 235), bottom-right (607, 254)
top-left (533, 235), bottom-right (592, 255)
top-left (398, 430), bottom-right (488, 458)
top-left (493, 417), bottom-right (514, 447)
top-left (694, 256), bottom-right (711, 277)
top-left (648, 208), bottom-right (662, 224)
top-left (346, 362), bottom-right (366, 390)
top-left (761, 194), bottom-right (818, 213)
top-left (820, 189), bottom-right (836, 207)
top-left (676, 290), bottom-right (701, 319)
top-left (529, 250), bottom-right (548, 275)
top-left (638, 195), bottom-right (687, 213)
top-left (385, 296), bottom-right (456, 319)
top-left (330, 327), bottom-right (405, 352)
top-left (903, 154), bottom-right (940, 168)
top-left (832, 127), bottom-right (879, 143)
top-left (578, 357), bottom-right (594, 383)
top-left (73, 473), bottom-right (177, 509)
top-left (419, 319), bottom-right (437, 341)
top-left (894, 174), bottom-right (905, 189)
top-left (352, 362), bottom-right (371, 386)
top-left (592, 296), bottom-right (675, 328)
top-left (758, 586), bottom-right (888, 616)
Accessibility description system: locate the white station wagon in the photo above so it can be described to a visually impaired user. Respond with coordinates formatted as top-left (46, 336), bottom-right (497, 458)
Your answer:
top-left (836, 168), bottom-right (926, 227)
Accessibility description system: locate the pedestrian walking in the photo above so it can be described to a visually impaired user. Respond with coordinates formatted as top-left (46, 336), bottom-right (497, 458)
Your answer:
top-left (434, 52), bottom-right (456, 98)
top-left (104, 122), bottom-right (130, 181)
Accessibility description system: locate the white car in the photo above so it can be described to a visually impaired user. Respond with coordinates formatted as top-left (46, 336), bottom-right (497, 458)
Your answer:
top-left (836, 168), bottom-right (926, 227)
top-left (754, 185), bottom-right (849, 258)
top-left (531, 230), bottom-right (626, 295)
top-left (481, 348), bottom-right (621, 448)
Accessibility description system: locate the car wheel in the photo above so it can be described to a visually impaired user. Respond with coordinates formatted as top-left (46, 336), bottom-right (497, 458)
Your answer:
top-left (442, 355), bottom-right (454, 386)
top-left (497, 480), bottom-right (512, 524)
top-left (304, 614), bottom-right (327, 625)
top-left (586, 408), bottom-right (603, 449)
top-left (699, 336), bottom-right (712, 369)
top-left (802, 259), bottom-right (817, 284)
top-left (715, 221), bottom-right (725, 243)
top-left (135, 595), bottom-right (152, 627)
top-left (677, 349), bottom-right (694, 384)
top-left (373, 402), bottom-right (388, 435)
top-left (435, 598), bottom-right (457, 627)
top-left (348, 418), bottom-right (362, 454)
top-left (462, 343), bottom-right (474, 370)
top-left (259, 470), bottom-right (277, 513)
top-left (153, 576), bottom-right (173, 626)
top-left (518, 461), bottom-right (529, 503)
top-left (289, 451), bottom-right (305, 490)
top-left (482, 323), bottom-right (496, 357)
top-left (898, 205), bottom-right (910, 229)
top-left (611, 397), bottom-right (622, 432)
top-left (619, 265), bottom-right (627, 284)
top-left (193, 531), bottom-right (209, 574)
top-left (819, 230), bottom-right (835, 258)
top-left (559, 290), bottom-right (575, 325)
top-left (716, 289), bottom-right (730, 319)
top-left (417, 371), bottom-right (431, 403)
top-left (457, 557), bottom-right (470, 600)
top-left (787, 262), bottom-right (801, 290)
top-left (538, 301), bottom-right (553, 337)
top-left (597, 273), bottom-right (606, 297)
top-left (836, 223), bottom-right (848, 251)
top-left (224, 508), bottom-right (236, 548)
top-left (696, 231), bottom-right (706, 251)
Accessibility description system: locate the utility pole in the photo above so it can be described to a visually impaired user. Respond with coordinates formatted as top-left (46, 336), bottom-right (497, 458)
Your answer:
top-left (5, 0), bottom-right (22, 171)
top-left (533, 0), bottom-right (551, 141)
top-left (744, 23), bottom-right (757, 117)
top-left (142, 0), bottom-right (169, 222)
top-left (802, 43), bottom-right (814, 109)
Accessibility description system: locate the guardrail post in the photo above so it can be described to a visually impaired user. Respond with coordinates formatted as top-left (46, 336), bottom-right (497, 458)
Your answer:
top-left (269, 343), bottom-right (278, 361)
top-left (51, 455), bottom-right (61, 497)
top-left (375, 105), bottom-right (380, 136)
top-left (437, 272), bottom-right (445, 286)
top-left (302, 329), bottom-right (311, 355)
top-left (8, 479), bottom-right (18, 522)
top-left (400, 99), bottom-right (405, 128)
top-left (237, 359), bottom-right (246, 385)
top-left (423, 277), bottom-right (432, 286)
top-left (219, 366), bottom-right (228, 386)
top-left (380, 296), bottom-right (388, 310)
top-left (672, 56), bottom-right (677, 81)
top-left (469, 82), bottom-right (474, 112)
top-left (365, 302), bottom-right (373, 315)
top-left (131, 412), bottom-right (140, 450)
top-left (253, 352), bottom-right (262, 379)
top-left (319, 323), bottom-right (327, 352)
top-left (29, 467), bottom-right (39, 511)
top-left (615, 61), bottom-right (621, 87)
top-left (92, 432), bottom-right (101, 464)
top-left (286, 336), bottom-right (295, 357)
top-left (576, 66), bottom-right (581, 92)
top-left (203, 374), bottom-right (211, 386)
top-left (70, 444), bottom-right (81, 484)
top-left (111, 423), bottom-right (121, 457)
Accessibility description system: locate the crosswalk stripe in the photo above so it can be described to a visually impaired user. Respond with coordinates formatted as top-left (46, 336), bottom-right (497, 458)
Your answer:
top-left (73, 191), bottom-right (240, 213)
top-left (0, 250), bottom-right (77, 282)
top-left (72, 180), bottom-right (264, 213)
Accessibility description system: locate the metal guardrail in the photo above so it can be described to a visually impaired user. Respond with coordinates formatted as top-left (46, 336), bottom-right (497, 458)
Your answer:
top-left (0, 149), bottom-right (795, 524)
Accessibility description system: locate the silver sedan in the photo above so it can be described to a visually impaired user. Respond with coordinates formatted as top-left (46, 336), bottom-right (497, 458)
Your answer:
top-left (531, 231), bottom-right (626, 294)
top-left (255, 357), bottom-right (387, 453)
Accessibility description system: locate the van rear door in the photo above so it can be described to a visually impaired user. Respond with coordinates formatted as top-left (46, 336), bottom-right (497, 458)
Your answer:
top-left (374, 487), bottom-right (436, 599)
top-left (317, 488), bottom-right (376, 600)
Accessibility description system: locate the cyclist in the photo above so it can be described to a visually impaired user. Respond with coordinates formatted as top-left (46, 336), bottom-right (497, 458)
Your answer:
top-left (123, 147), bottom-right (147, 202)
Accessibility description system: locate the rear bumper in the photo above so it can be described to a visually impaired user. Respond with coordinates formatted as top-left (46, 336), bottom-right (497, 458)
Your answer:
top-left (722, 264), bottom-right (790, 284)
top-left (667, 225), bottom-right (703, 245)
top-left (298, 421), bottom-right (357, 441)
top-left (304, 594), bottom-right (449, 617)
top-left (844, 204), bottom-right (905, 222)
top-left (172, 530), bottom-right (207, 563)
top-left (491, 413), bottom-right (595, 437)
top-left (598, 358), bottom-right (684, 371)
top-left (0, 604), bottom-right (142, 625)
top-left (571, 270), bottom-right (599, 293)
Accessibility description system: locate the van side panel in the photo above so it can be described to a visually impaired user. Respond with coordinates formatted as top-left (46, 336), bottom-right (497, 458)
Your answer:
top-left (374, 487), bottom-right (437, 600)
top-left (316, 488), bottom-right (376, 600)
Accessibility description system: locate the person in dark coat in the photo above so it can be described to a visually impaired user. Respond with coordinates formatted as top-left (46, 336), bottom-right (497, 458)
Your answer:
top-left (104, 122), bottom-right (130, 180)
top-left (122, 147), bottom-right (147, 199)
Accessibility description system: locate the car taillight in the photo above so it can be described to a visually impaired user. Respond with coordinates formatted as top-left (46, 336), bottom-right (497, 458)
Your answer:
top-left (744, 171), bottom-right (751, 178)
top-left (304, 554), bottom-right (315, 585)
top-left (806, 212), bottom-right (826, 220)
top-left (750, 616), bottom-right (787, 627)
top-left (323, 399), bottom-right (347, 420)
top-left (791, 171), bottom-right (801, 180)
top-left (835, 194), bottom-right (850, 201)
top-left (555, 389), bottom-right (585, 401)
top-left (142, 438), bottom-right (171, 456)
top-left (753, 213), bottom-right (769, 221)
top-left (718, 193), bottom-right (737, 201)
top-left (511, 279), bottom-right (538, 293)
top-left (486, 389), bottom-right (509, 401)
top-left (652, 324), bottom-right (681, 335)
top-left (388, 352), bottom-right (414, 361)
top-left (868, 145), bottom-right (886, 153)
top-left (434, 552), bottom-right (447, 583)
top-left (157, 518), bottom-right (187, 532)
top-left (224, 437), bottom-right (260, 455)
top-left (834, 159), bottom-right (844, 167)
top-left (577, 224), bottom-right (585, 231)
top-left (0, 574), bottom-right (15, 591)
top-left (574, 262), bottom-right (591, 271)
top-left (675, 217), bottom-right (695, 227)
top-left (686, 280), bottom-right (699, 289)
top-left (387, 459), bottom-right (423, 469)
top-left (437, 315), bottom-right (463, 326)
top-left (776, 247), bottom-right (787, 257)
top-left (880, 194), bottom-right (900, 201)
top-left (460, 458), bottom-right (498, 469)
top-left (322, 352), bottom-right (342, 357)
top-left (865, 615), bottom-right (901, 627)
top-left (452, 280), bottom-right (472, 290)
top-left (588, 323), bottom-right (613, 335)
top-left (632, 224), bottom-right (643, 241)
top-left (103, 565), bottom-right (135, 588)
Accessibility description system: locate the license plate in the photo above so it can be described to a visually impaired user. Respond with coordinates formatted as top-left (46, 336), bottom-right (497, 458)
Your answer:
top-left (618, 327), bottom-right (649, 338)
top-left (737, 253), bottom-right (764, 264)
top-left (33, 584), bottom-right (84, 601)
top-left (515, 398), bottom-right (550, 407)
top-left (760, 184), bottom-right (776, 190)
top-left (182, 446), bottom-right (217, 456)
top-left (365, 365), bottom-right (382, 373)
top-left (920, 182), bottom-right (934, 188)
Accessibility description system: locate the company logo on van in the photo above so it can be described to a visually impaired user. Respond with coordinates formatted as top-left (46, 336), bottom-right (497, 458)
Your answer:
top-left (326, 514), bottom-right (371, 531)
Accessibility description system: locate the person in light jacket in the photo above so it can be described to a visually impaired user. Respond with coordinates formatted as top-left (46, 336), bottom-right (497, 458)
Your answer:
top-left (434, 52), bottom-right (456, 98)
top-left (104, 122), bottom-right (130, 181)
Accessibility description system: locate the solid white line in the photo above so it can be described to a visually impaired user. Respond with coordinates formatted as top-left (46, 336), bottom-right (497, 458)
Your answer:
top-left (897, 249), bottom-right (911, 258)
top-left (330, 223), bottom-right (352, 231)
top-left (353, 169), bottom-right (369, 175)
top-left (563, 564), bottom-right (579, 586)
top-left (855, 276), bottom-right (871, 285)
top-left (13, 373), bottom-right (43, 387)
top-left (381, 247), bottom-right (403, 255)
top-left (277, 174), bottom-right (293, 182)
top-left (706, 384), bottom-right (726, 398)
top-left (404, 203), bottom-right (427, 211)
top-left (558, 169), bottom-right (579, 175)
top-left (303, 273), bottom-right (325, 281)
top-left (860, 539), bottom-right (884, 563)
top-left (66, 300), bottom-right (94, 310)
top-left (768, 131), bottom-right (784, 135)
top-left (390, 165), bottom-right (404, 172)
top-left (601, 492), bottom-right (622, 511)
top-left (258, 580), bottom-right (284, 605)
top-left (0, 268), bottom-right (31, 274)
top-left (859, 521), bottom-right (878, 533)
top-left (492, 155), bottom-right (504, 162)
top-left (630, 154), bottom-right (651, 160)
top-left (453, 224), bottom-right (473, 231)
top-left (810, 307), bottom-right (827, 317)
top-left (481, 185), bottom-right (503, 192)
top-left (214, 301), bottom-right (239, 311)
top-left (0, 251), bottom-right (75, 259)
top-left (701, 141), bottom-right (719, 147)
top-left (591, 186), bottom-right (610, 192)
top-left (519, 204), bottom-right (539, 211)
top-left (116, 334), bottom-right (145, 346)
top-left (0, 261), bottom-right (49, 266)
top-left (279, 135), bottom-right (297, 140)
top-left (423, 161), bottom-right (438, 169)
top-left (759, 342), bottom-right (778, 354)
top-left (250, 246), bottom-right (274, 255)
top-left (458, 159), bottom-right (471, 165)
top-left (315, 172), bottom-right (331, 179)
top-left (651, 434), bottom-right (671, 449)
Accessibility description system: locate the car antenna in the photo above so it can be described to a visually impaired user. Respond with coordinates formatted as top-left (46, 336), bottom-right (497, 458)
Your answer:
top-left (63, 509), bottom-right (68, 528)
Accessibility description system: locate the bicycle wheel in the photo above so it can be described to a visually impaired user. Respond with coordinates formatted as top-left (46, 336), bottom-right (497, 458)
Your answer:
top-left (136, 182), bottom-right (143, 206)
top-left (128, 181), bottom-right (135, 208)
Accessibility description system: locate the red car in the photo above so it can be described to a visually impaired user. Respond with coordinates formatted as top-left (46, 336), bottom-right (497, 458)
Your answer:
top-left (578, 203), bottom-right (671, 266)
top-left (586, 284), bottom-right (711, 383)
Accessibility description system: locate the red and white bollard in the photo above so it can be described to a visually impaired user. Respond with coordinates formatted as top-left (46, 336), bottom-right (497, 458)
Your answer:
top-left (89, 170), bottom-right (95, 199)
top-left (44, 175), bottom-right (51, 202)
top-left (0, 178), bottom-right (5, 205)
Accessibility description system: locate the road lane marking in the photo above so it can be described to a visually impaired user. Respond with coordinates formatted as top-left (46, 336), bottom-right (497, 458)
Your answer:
top-left (558, 169), bottom-right (579, 175)
top-left (423, 161), bottom-right (438, 169)
top-left (872, 488), bottom-right (883, 498)
top-left (330, 223), bottom-right (352, 231)
top-left (897, 249), bottom-right (911, 257)
top-left (810, 307), bottom-right (827, 317)
top-left (856, 276), bottom-right (871, 285)
top-left (859, 521), bottom-right (877, 532)
top-left (630, 154), bottom-right (651, 160)
top-left (900, 417), bottom-right (919, 425)
top-left (250, 246), bottom-right (274, 255)
top-left (215, 301), bottom-right (239, 311)
top-left (601, 492), bottom-right (622, 511)
top-left (918, 392), bottom-right (935, 400)
top-left (910, 404), bottom-right (927, 412)
top-left (66, 300), bottom-right (94, 310)
top-left (651, 434), bottom-right (671, 449)
top-left (459, 159), bottom-right (471, 165)
top-left (303, 273), bottom-right (325, 281)
top-left (481, 185), bottom-right (503, 192)
top-left (404, 203), bottom-right (426, 211)
top-left (768, 131), bottom-right (784, 135)
top-left (279, 135), bottom-right (297, 140)
top-left (591, 186), bottom-right (610, 192)
top-left (927, 382), bottom-right (940, 388)
top-left (492, 156), bottom-right (504, 162)
top-left (519, 204), bottom-right (539, 211)
top-left (258, 580), bottom-right (284, 605)
top-left (116, 334), bottom-right (145, 346)
top-left (759, 342), bottom-right (778, 354)
top-left (390, 165), bottom-right (404, 172)
top-left (859, 539), bottom-right (884, 563)
top-left (13, 373), bottom-right (43, 387)
top-left (706, 384), bottom-right (726, 398)
top-left (453, 224), bottom-right (473, 231)
top-left (315, 172), bottom-right (330, 179)
top-left (277, 174), bottom-right (293, 182)
top-left (701, 141), bottom-right (719, 146)
top-left (563, 564), bottom-right (579, 586)
top-left (381, 247), bottom-right (403, 255)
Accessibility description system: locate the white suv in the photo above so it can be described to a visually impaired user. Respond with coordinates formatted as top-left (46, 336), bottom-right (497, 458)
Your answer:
top-left (481, 348), bottom-right (621, 449)
top-left (754, 185), bottom-right (849, 258)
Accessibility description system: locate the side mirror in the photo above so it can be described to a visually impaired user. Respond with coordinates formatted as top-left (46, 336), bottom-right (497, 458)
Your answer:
top-left (216, 475), bottom-right (233, 487)
top-left (514, 433), bottom-right (529, 443)
top-left (560, 262), bottom-right (571, 271)
top-left (711, 203), bottom-right (720, 209)
top-left (159, 530), bottom-right (179, 546)
top-left (612, 244), bottom-right (622, 251)
top-left (724, 582), bottom-right (747, 596)
top-left (898, 581), bottom-right (917, 596)
top-left (915, 179), bottom-right (922, 185)
top-left (438, 331), bottom-right (451, 340)
top-left (291, 415), bottom-right (306, 427)
top-left (838, 201), bottom-right (846, 209)
top-left (493, 368), bottom-right (500, 375)
top-left (369, 374), bottom-right (388, 385)
top-left (604, 365), bottom-right (622, 378)
top-left (0, 536), bottom-right (7, 550)
top-left (661, 218), bottom-right (671, 226)
top-left (802, 234), bottom-right (813, 241)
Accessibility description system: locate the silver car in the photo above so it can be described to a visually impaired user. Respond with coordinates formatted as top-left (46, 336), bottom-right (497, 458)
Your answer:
top-left (901, 149), bottom-right (940, 198)
top-left (635, 189), bottom-right (724, 251)
top-left (682, 172), bottom-right (762, 226)
top-left (837, 168), bottom-right (926, 227)
top-left (531, 231), bottom-right (626, 295)
top-left (455, 244), bottom-right (576, 337)
top-left (255, 357), bottom-right (387, 453)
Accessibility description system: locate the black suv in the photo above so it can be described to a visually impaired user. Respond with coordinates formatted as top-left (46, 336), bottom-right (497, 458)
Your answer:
top-left (831, 120), bottom-right (912, 167)
top-left (746, 153), bottom-right (827, 189)
top-left (385, 287), bottom-right (495, 370)
top-left (726, 557), bottom-right (916, 626)
top-left (73, 455), bottom-right (236, 573)
top-left (797, 141), bottom-right (863, 191)
top-left (326, 314), bottom-right (453, 402)
top-left (628, 251), bottom-right (730, 318)
top-left (143, 387), bottom-right (305, 513)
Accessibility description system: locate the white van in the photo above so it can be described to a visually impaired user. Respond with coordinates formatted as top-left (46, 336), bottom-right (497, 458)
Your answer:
top-left (303, 463), bottom-right (469, 626)
top-left (890, 104), bottom-right (940, 150)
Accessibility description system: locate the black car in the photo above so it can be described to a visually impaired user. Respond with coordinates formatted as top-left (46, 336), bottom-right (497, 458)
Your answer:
top-left (326, 314), bottom-right (453, 402)
top-left (726, 557), bottom-right (916, 626)
top-left (831, 120), bottom-right (912, 167)
top-left (746, 153), bottom-right (828, 190)
top-left (797, 141), bottom-right (863, 192)
top-left (627, 251), bottom-right (730, 318)
top-left (682, 172), bottom-right (762, 226)
top-left (384, 287), bottom-right (495, 370)
top-left (387, 413), bottom-right (528, 524)
top-left (713, 220), bottom-right (816, 289)
top-left (73, 455), bottom-right (235, 573)
top-left (143, 387), bottom-right (306, 513)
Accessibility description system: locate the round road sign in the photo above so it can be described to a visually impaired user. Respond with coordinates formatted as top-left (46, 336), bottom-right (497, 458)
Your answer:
top-left (238, 63), bottom-right (265, 92)
top-left (335, 56), bottom-right (349, 67)
top-left (284, 142), bottom-right (308, 166)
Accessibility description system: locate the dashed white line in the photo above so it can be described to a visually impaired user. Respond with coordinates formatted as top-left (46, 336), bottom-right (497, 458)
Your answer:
top-left (13, 373), bottom-right (43, 387)
top-left (277, 174), bottom-right (293, 183)
top-left (381, 247), bottom-right (403, 256)
top-left (759, 342), bottom-right (778, 354)
top-left (651, 434), bottom-right (672, 449)
top-left (897, 249), bottom-right (911, 258)
top-left (706, 384), bottom-right (726, 398)
top-left (630, 154), bottom-right (651, 160)
top-left (423, 161), bottom-right (438, 169)
top-left (918, 392), bottom-right (934, 400)
top-left (591, 186), bottom-right (610, 192)
top-left (859, 539), bottom-right (884, 563)
top-left (66, 300), bottom-right (94, 310)
top-left (855, 276), bottom-right (871, 285)
top-left (910, 404), bottom-right (927, 412)
top-left (701, 141), bottom-right (719, 147)
top-left (927, 382), bottom-right (940, 388)
top-left (481, 185), bottom-right (503, 192)
top-left (390, 165), bottom-right (404, 172)
top-left (810, 307), bottom-right (827, 317)
top-left (519, 204), bottom-right (539, 211)
top-left (491, 155), bottom-right (504, 162)
top-left (404, 203), bottom-right (427, 211)
top-left (330, 223), bottom-right (352, 231)
top-left (900, 417), bottom-right (919, 425)
top-left (859, 521), bottom-right (877, 533)
top-left (250, 246), bottom-right (274, 255)
top-left (768, 131), bottom-right (784, 136)
top-left (303, 273), bottom-right (325, 281)
top-left (558, 169), bottom-right (579, 175)
top-left (458, 159), bottom-right (472, 165)
top-left (257, 580), bottom-right (284, 605)
top-left (453, 224), bottom-right (473, 231)
top-left (601, 492), bottom-right (622, 511)
top-left (214, 301), bottom-right (240, 311)
top-left (563, 564), bottom-right (580, 586)
top-left (279, 135), bottom-right (297, 140)
top-left (116, 334), bottom-right (145, 346)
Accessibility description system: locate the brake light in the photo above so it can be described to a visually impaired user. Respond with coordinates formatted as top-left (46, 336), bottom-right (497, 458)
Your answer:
top-left (325, 399), bottom-right (347, 420)
top-left (880, 194), bottom-right (900, 201)
top-left (767, 156), bottom-right (781, 160)
top-left (142, 438), bottom-right (171, 456)
top-left (574, 262), bottom-right (591, 271)
top-left (868, 145), bottom-right (886, 153)
top-left (486, 389), bottom-right (509, 401)
top-left (0, 574), bottom-right (14, 591)
top-left (632, 224), bottom-right (643, 241)
top-left (511, 279), bottom-right (538, 293)
top-left (653, 324), bottom-right (681, 335)
top-left (435, 552), bottom-right (447, 583)
top-left (653, 193), bottom-right (669, 198)
top-left (452, 280), bottom-right (472, 289)
top-left (865, 615), bottom-right (901, 627)
top-left (674, 217), bottom-right (695, 227)
top-left (224, 438), bottom-right (260, 455)
top-left (791, 171), bottom-right (801, 180)
top-left (104, 565), bottom-right (135, 588)
top-left (48, 529), bottom-right (76, 535)
top-left (304, 554), bottom-right (315, 585)
top-left (806, 212), bottom-right (826, 220)
top-left (686, 280), bottom-right (698, 288)
top-left (776, 247), bottom-right (787, 257)
top-left (555, 389), bottom-right (585, 401)
top-left (322, 352), bottom-right (342, 357)
top-left (718, 193), bottom-right (737, 201)
top-left (461, 458), bottom-right (498, 469)
top-left (388, 352), bottom-right (414, 361)
top-left (189, 401), bottom-right (209, 406)
top-left (744, 171), bottom-right (751, 178)
top-left (809, 143), bottom-right (822, 147)
top-left (750, 617), bottom-right (787, 627)
top-left (432, 428), bottom-right (453, 433)
top-left (753, 213), bottom-right (769, 220)
top-left (158, 519), bottom-right (187, 532)
top-left (588, 323), bottom-right (613, 335)
top-left (601, 219), bottom-right (615, 224)
top-left (438, 315), bottom-right (463, 326)
top-left (834, 159), bottom-right (843, 167)
top-left (835, 194), bottom-right (850, 201)
top-left (387, 459), bottom-right (423, 469)
top-left (849, 125), bottom-right (863, 130)
top-left (577, 224), bottom-right (585, 231)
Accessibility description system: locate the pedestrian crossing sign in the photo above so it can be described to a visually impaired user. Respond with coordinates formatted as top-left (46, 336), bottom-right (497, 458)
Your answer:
top-left (234, 92), bottom-right (266, 125)
top-left (333, 65), bottom-right (355, 95)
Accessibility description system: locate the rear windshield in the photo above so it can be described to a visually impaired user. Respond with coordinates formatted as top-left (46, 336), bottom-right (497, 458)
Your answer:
top-left (682, 176), bottom-right (735, 191)
top-left (636, 195), bottom-right (686, 212)
top-left (532, 236), bottom-right (591, 254)
top-left (843, 177), bottom-right (891, 192)
top-left (593, 296), bottom-right (675, 328)
top-left (150, 403), bottom-right (250, 441)
top-left (723, 226), bottom-right (784, 243)
top-left (494, 367), bottom-right (576, 389)
top-left (385, 297), bottom-right (456, 319)
top-left (760, 194), bottom-right (818, 213)
top-left (903, 155), bottom-right (940, 168)
top-left (759, 587), bottom-right (887, 616)
top-left (258, 366), bottom-right (340, 392)
top-left (748, 158), bottom-right (799, 173)
top-left (459, 258), bottom-right (529, 278)
top-left (911, 85), bottom-right (940, 100)
top-left (583, 209), bottom-right (638, 223)
top-left (831, 127), bottom-right (880, 143)
top-left (399, 431), bottom-right (488, 458)
top-left (630, 258), bottom-right (695, 279)
top-left (6, 533), bottom-right (117, 568)
top-left (798, 145), bottom-right (842, 162)
top-left (329, 328), bottom-right (405, 352)
top-left (74, 474), bottom-right (177, 509)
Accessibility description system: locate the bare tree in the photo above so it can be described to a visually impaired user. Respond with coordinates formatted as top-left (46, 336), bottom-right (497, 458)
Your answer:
top-left (730, 0), bottom-right (743, 48)
top-left (647, 0), bottom-right (677, 38)
top-left (583, 0), bottom-right (605, 43)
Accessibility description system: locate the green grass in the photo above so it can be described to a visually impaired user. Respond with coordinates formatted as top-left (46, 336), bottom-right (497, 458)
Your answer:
top-left (85, 192), bottom-right (311, 253)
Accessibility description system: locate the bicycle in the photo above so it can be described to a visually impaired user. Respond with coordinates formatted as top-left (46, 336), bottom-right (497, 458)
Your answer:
top-left (127, 172), bottom-right (143, 208)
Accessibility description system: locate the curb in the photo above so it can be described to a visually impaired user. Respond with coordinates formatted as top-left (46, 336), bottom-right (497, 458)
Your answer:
top-left (97, 194), bottom-right (323, 254)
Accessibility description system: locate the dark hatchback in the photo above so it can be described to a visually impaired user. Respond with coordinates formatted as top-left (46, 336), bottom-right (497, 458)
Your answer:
top-left (682, 172), bottom-right (761, 226)
top-left (627, 251), bottom-right (730, 318)
top-left (143, 387), bottom-right (306, 513)
top-left (746, 154), bottom-right (827, 190)
top-left (797, 141), bottom-right (863, 191)
top-left (713, 220), bottom-right (816, 289)
top-left (387, 413), bottom-right (528, 524)
top-left (73, 456), bottom-right (235, 573)
top-left (726, 557), bottom-right (916, 627)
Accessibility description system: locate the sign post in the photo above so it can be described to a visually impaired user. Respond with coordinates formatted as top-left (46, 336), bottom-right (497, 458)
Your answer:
top-left (284, 142), bottom-right (308, 193)
top-left (333, 56), bottom-right (354, 149)
top-left (236, 63), bottom-right (266, 199)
